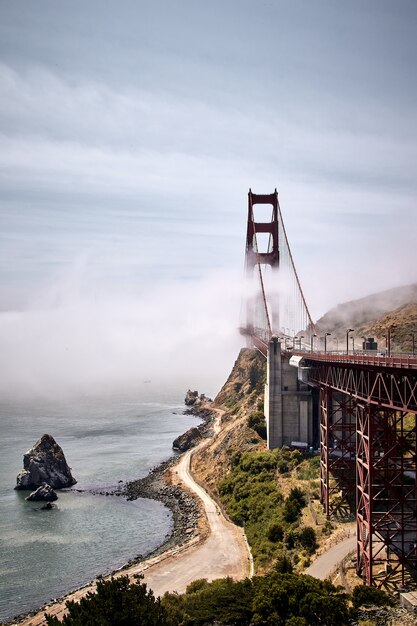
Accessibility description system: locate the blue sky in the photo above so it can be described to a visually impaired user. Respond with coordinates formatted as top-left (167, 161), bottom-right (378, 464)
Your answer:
top-left (0, 1), bottom-right (416, 394)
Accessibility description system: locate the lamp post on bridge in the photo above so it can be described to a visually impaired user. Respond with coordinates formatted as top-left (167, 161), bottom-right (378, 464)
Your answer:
top-left (310, 333), bottom-right (317, 353)
top-left (383, 334), bottom-right (388, 356)
top-left (346, 329), bottom-right (354, 355)
top-left (324, 332), bottom-right (331, 354)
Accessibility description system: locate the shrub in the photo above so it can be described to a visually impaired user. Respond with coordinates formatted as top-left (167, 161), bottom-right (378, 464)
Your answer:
top-left (274, 553), bottom-right (293, 574)
top-left (352, 585), bottom-right (394, 608)
top-left (45, 576), bottom-right (167, 625)
top-left (247, 411), bottom-right (267, 440)
top-left (288, 487), bottom-right (306, 508)
top-left (296, 526), bottom-right (318, 553)
top-left (249, 362), bottom-right (263, 390)
top-left (267, 522), bottom-right (284, 542)
top-left (283, 498), bottom-right (301, 523)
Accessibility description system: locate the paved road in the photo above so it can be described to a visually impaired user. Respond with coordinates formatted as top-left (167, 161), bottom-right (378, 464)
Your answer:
top-left (305, 533), bottom-right (356, 580)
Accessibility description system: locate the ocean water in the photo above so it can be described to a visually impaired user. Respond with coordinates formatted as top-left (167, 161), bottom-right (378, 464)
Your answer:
top-left (0, 387), bottom-right (202, 622)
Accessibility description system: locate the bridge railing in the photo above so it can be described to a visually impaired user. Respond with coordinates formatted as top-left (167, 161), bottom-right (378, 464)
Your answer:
top-left (293, 350), bottom-right (417, 370)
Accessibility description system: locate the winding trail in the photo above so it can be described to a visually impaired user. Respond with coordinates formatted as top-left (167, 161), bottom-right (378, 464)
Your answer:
top-left (305, 529), bottom-right (356, 580)
top-left (16, 412), bottom-right (251, 625)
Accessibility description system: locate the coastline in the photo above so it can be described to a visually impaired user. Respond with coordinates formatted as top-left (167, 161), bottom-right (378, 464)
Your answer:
top-left (11, 404), bottom-right (215, 626)
top-left (121, 406), bottom-right (214, 563)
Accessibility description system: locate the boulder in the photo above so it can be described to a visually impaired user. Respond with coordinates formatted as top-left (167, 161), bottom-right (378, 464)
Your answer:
top-left (26, 482), bottom-right (58, 502)
top-left (173, 427), bottom-right (202, 452)
top-left (184, 390), bottom-right (212, 406)
top-left (15, 433), bottom-right (77, 490)
top-left (185, 390), bottom-right (199, 406)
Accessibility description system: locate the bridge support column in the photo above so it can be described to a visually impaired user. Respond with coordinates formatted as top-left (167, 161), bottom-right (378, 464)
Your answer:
top-left (265, 336), bottom-right (283, 449)
top-left (265, 337), bottom-right (313, 450)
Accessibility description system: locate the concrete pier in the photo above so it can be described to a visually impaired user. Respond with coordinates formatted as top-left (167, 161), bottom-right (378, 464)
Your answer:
top-left (265, 336), bottom-right (313, 449)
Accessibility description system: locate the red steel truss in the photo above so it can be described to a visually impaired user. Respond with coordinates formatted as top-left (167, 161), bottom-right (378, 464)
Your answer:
top-left (320, 387), bottom-right (356, 519)
top-left (356, 405), bottom-right (417, 586)
top-left (310, 359), bottom-right (417, 413)
top-left (310, 359), bottom-right (417, 586)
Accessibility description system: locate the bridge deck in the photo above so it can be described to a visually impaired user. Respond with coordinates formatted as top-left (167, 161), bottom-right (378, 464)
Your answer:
top-left (291, 351), bottom-right (417, 370)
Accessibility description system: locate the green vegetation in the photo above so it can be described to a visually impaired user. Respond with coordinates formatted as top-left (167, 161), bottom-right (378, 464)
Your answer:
top-left (296, 455), bottom-right (320, 480)
top-left (218, 449), bottom-right (317, 569)
top-left (248, 360), bottom-right (265, 391)
top-left (247, 410), bottom-right (267, 439)
top-left (351, 584), bottom-right (394, 609)
top-left (46, 572), bottom-right (352, 626)
top-left (45, 576), bottom-right (167, 625)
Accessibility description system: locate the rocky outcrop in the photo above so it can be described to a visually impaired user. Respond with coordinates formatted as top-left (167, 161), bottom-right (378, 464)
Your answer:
top-left (15, 434), bottom-right (77, 490)
top-left (184, 390), bottom-right (212, 406)
top-left (26, 482), bottom-right (58, 502)
top-left (173, 427), bottom-right (202, 452)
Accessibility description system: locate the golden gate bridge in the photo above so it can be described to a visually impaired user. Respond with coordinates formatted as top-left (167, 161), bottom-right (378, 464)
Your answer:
top-left (240, 189), bottom-right (417, 588)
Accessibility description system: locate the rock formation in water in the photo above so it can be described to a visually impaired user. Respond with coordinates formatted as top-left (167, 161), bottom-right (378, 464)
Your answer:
top-left (26, 482), bottom-right (58, 502)
top-left (184, 390), bottom-right (212, 406)
top-left (15, 433), bottom-right (77, 490)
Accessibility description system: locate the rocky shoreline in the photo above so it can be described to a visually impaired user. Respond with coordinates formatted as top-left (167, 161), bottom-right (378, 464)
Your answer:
top-left (121, 404), bottom-right (214, 564)
top-left (10, 403), bottom-right (215, 625)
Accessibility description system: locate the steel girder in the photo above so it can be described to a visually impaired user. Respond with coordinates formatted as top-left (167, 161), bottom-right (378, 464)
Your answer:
top-left (320, 387), bottom-right (356, 519)
top-left (311, 362), bottom-right (417, 413)
top-left (313, 361), bottom-right (417, 587)
top-left (356, 405), bottom-right (417, 586)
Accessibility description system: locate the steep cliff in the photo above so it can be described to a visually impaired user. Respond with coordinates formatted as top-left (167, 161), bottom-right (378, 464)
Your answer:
top-left (192, 348), bottom-right (266, 500)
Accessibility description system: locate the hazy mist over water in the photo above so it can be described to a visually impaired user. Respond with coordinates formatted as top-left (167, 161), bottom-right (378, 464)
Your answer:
top-left (0, 266), bottom-right (243, 400)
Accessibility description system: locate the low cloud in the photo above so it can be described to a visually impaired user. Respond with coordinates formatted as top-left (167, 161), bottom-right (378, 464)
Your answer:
top-left (0, 265), bottom-right (243, 399)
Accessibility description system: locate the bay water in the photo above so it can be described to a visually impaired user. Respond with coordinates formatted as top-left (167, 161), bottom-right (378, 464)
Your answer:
top-left (0, 386), bottom-right (203, 622)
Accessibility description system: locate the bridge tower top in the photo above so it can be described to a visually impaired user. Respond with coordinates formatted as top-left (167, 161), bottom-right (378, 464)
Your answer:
top-left (242, 188), bottom-right (316, 352)
top-left (246, 188), bottom-right (279, 271)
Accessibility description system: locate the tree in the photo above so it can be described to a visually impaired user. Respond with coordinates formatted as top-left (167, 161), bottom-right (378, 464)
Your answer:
top-left (45, 576), bottom-right (167, 626)
top-left (351, 584), bottom-right (394, 608)
top-left (296, 527), bottom-right (318, 553)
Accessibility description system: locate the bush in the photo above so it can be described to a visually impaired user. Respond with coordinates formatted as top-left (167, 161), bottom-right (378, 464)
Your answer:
top-left (266, 522), bottom-right (284, 542)
top-left (249, 362), bottom-right (263, 390)
top-left (45, 576), bottom-right (167, 625)
top-left (288, 487), bottom-right (306, 508)
top-left (247, 411), bottom-right (267, 440)
top-left (283, 498), bottom-right (301, 523)
top-left (274, 553), bottom-right (293, 574)
top-left (163, 577), bottom-right (254, 626)
top-left (352, 585), bottom-right (394, 608)
top-left (252, 573), bottom-right (351, 626)
top-left (296, 526), bottom-right (318, 553)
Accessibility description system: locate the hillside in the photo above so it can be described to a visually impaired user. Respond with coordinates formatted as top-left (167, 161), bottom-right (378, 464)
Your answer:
top-left (192, 348), bottom-right (266, 498)
top-left (192, 349), bottom-right (338, 575)
top-left (190, 348), bottom-right (416, 624)
top-left (315, 283), bottom-right (417, 352)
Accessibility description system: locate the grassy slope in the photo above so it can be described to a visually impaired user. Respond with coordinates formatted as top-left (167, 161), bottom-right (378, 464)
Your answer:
top-left (192, 349), bottom-right (336, 574)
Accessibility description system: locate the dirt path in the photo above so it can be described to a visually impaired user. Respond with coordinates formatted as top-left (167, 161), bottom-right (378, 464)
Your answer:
top-left (16, 411), bottom-right (251, 625)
